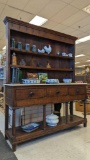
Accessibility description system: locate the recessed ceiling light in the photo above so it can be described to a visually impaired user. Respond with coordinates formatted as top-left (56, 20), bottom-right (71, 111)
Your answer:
top-left (75, 54), bottom-right (85, 58)
top-left (2, 46), bottom-right (6, 50)
top-left (75, 62), bottom-right (80, 64)
top-left (29, 16), bottom-right (48, 26)
top-left (83, 5), bottom-right (90, 14)
top-left (75, 35), bottom-right (90, 44)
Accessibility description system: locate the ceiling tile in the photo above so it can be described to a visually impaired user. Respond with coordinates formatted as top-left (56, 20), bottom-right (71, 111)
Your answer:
top-left (61, 0), bottom-right (74, 4)
top-left (71, 29), bottom-right (86, 37)
top-left (71, 0), bottom-right (90, 9)
top-left (62, 11), bottom-right (88, 26)
top-left (42, 20), bottom-right (58, 29)
top-left (0, 5), bottom-right (20, 20)
top-left (17, 11), bottom-right (34, 23)
top-left (62, 27), bottom-right (75, 35)
top-left (0, 0), bottom-right (8, 4)
top-left (38, 0), bottom-right (67, 19)
top-left (51, 5), bottom-right (79, 23)
top-left (0, 3), bottom-right (5, 15)
top-left (71, 16), bottom-right (90, 30)
top-left (80, 24), bottom-right (90, 32)
top-left (52, 23), bottom-right (67, 32)
top-left (7, 0), bottom-right (29, 10)
top-left (24, 0), bottom-right (51, 15)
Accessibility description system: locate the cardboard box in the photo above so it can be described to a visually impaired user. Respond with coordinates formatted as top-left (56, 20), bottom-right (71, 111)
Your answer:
top-left (75, 101), bottom-right (90, 112)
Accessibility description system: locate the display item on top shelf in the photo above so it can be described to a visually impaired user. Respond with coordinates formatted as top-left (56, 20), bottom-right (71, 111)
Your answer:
top-left (25, 43), bottom-right (30, 51)
top-left (11, 38), bottom-right (15, 48)
top-left (44, 44), bottom-right (52, 54)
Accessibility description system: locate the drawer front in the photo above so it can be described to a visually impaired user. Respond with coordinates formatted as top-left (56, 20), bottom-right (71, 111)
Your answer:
top-left (68, 86), bottom-right (86, 96)
top-left (47, 87), bottom-right (68, 97)
top-left (15, 88), bottom-right (45, 100)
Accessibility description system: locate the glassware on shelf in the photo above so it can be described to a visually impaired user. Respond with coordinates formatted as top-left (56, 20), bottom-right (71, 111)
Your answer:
top-left (25, 43), bottom-right (30, 51)
top-left (19, 59), bottom-right (26, 66)
top-left (12, 52), bottom-right (17, 65)
top-left (11, 38), bottom-right (15, 48)
top-left (32, 45), bottom-right (36, 52)
top-left (18, 42), bottom-right (22, 50)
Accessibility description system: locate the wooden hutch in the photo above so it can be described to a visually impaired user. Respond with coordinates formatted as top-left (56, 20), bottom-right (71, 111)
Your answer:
top-left (4, 17), bottom-right (87, 151)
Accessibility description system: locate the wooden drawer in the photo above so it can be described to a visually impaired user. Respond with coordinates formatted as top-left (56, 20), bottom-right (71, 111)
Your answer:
top-left (68, 86), bottom-right (86, 96)
top-left (46, 86), bottom-right (68, 97)
top-left (15, 88), bottom-right (45, 100)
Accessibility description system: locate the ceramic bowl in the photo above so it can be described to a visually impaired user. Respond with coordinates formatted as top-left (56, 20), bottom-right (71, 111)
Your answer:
top-left (46, 118), bottom-right (59, 124)
top-left (46, 113), bottom-right (59, 120)
top-left (63, 78), bottom-right (72, 83)
top-left (46, 79), bottom-right (59, 84)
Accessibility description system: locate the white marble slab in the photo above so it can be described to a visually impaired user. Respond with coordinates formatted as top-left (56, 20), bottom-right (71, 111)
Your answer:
top-left (4, 83), bottom-right (87, 86)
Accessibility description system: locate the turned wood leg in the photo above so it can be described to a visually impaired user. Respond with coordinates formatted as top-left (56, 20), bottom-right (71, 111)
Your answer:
top-left (12, 144), bottom-right (16, 152)
top-left (12, 109), bottom-right (17, 150)
top-left (5, 105), bottom-right (9, 140)
top-left (70, 101), bottom-right (73, 116)
top-left (43, 105), bottom-right (46, 130)
top-left (65, 102), bottom-right (68, 123)
top-left (83, 100), bottom-right (87, 127)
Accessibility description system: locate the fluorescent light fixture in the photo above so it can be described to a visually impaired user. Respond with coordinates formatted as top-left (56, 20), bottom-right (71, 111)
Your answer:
top-left (83, 5), bottom-right (90, 14)
top-left (76, 35), bottom-right (90, 44)
top-left (75, 54), bottom-right (85, 58)
top-left (75, 62), bottom-right (80, 64)
top-left (2, 46), bottom-right (6, 50)
top-left (29, 16), bottom-right (48, 26)
top-left (77, 65), bottom-right (85, 67)
top-left (86, 60), bottom-right (90, 62)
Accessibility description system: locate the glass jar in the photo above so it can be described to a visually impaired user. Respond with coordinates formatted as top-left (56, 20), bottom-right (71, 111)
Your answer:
top-left (11, 38), bottom-right (15, 48)
top-left (18, 42), bottom-right (22, 50)
top-left (32, 45), bottom-right (36, 52)
top-left (25, 43), bottom-right (30, 51)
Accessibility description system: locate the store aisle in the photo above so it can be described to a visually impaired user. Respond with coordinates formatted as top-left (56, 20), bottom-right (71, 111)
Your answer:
top-left (0, 111), bottom-right (90, 160)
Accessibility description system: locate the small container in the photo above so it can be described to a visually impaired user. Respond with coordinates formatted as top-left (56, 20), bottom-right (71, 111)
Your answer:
top-left (32, 45), bottom-right (36, 52)
top-left (12, 52), bottom-right (17, 65)
top-left (11, 38), bottom-right (15, 48)
top-left (25, 43), bottom-right (30, 51)
top-left (18, 42), bottom-right (22, 50)
top-left (20, 59), bottom-right (26, 66)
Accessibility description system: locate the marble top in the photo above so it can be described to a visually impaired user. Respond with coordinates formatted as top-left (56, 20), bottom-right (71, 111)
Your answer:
top-left (4, 83), bottom-right (87, 86)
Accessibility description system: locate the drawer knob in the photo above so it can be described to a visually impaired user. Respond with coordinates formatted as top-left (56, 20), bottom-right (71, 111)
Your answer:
top-left (56, 91), bottom-right (60, 94)
top-left (29, 92), bottom-right (34, 96)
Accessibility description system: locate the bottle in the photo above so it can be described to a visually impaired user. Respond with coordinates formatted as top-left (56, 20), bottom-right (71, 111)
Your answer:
top-left (12, 52), bottom-right (17, 65)
top-left (11, 38), bottom-right (15, 48)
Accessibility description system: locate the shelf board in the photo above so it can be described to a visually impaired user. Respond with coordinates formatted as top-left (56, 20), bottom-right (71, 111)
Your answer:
top-left (10, 48), bottom-right (73, 59)
top-left (6, 115), bottom-right (85, 144)
top-left (10, 64), bottom-right (73, 72)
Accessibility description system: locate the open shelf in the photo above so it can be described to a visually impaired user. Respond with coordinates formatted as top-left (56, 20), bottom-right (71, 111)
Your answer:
top-left (10, 65), bottom-right (73, 71)
top-left (10, 48), bottom-right (73, 59)
top-left (6, 115), bottom-right (85, 144)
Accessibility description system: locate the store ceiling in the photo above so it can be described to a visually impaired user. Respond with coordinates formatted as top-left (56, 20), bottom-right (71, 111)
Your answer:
top-left (0, 0), bottom-right (90, 67)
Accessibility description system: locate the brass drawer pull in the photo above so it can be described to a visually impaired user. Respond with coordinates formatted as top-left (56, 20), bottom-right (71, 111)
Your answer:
top-left (29, 92), bottom-right (34, 96)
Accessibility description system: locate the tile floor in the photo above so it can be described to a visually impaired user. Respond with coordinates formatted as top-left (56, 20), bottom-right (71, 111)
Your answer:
top-left (0, 109), bottom-right (90, 160)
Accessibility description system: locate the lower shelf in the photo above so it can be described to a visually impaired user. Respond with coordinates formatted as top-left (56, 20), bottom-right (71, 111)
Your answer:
top-left (6, 115), bottom-right (87, 145)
